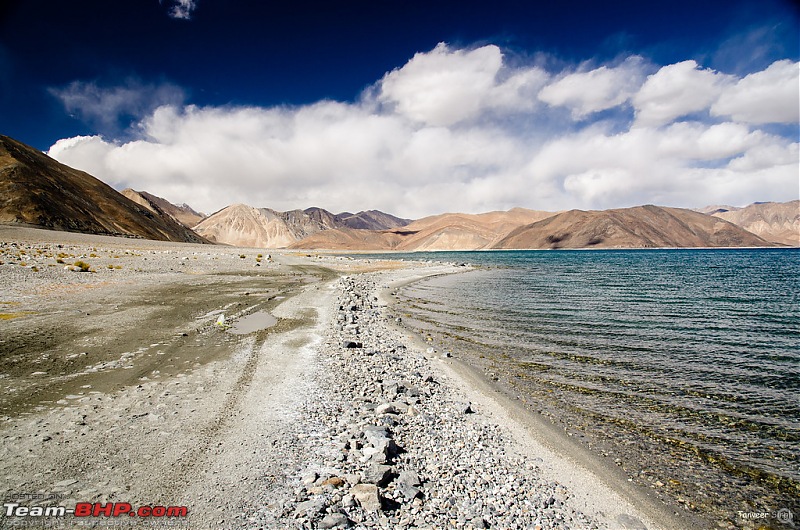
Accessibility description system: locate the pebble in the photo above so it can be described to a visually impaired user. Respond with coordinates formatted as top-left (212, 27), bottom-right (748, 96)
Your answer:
top-left (256, 272), bottom-right (600, 529)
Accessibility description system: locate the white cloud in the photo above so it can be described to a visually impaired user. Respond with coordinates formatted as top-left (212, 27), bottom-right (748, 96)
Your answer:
top-left (49, 79), bottom-right (186, 132)
top-left (167, 0), bottom-right (197, 20)
top-left (47, 46), bottom-right (800, 218)
top-left (633, 60), bottom-right (734, 127)
top-left (377, 43), bottom-right (548, 126)
top-left (538, 56), bottom-right (647, 118)
top-left (711, 60), bottom-right (800, 124)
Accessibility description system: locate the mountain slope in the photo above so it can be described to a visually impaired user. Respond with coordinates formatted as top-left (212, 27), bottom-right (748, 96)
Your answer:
top-left (0, 135), bottom-right (207, 243)
top-left (194, 203), bottom-right (412, 248)
top-left (291, 208), bottom-right (555, 250)
top-left (710, 201), bottom-right (799, 246)
top-left (193, 204), bottom-right (344, 247)
top-left (336, 210), bottom-right (411, 230)
top-left (494, 205), bottom-right (776, 249)
top-left (122, 189), bottom-right (205, 228)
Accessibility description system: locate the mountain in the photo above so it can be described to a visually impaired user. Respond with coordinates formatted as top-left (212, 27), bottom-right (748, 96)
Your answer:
top-left (193, 203), bottom-right (413, 248)
top-left (290, 208), bottom-right (555, 250)
top-left (394, 208), bottom-right (555, 250)
top-left (287, 226), bottom-right (401, 250)
top-left (192, 204), bottom-right (333, 247)
top-left (122, 189), bottom-right (205, 228)
top-left (193, 204), bottom-right (298, 248)
top-left (493, 205), bottom-right (776, 249)
top-left (336, 210), bottom-right (411, 230)
top-left (0, 135), bottom-right (207, 243)
top-left (709, 201), bottom-right (799, 246)
top-left (695, 204), bottom-right (740, 215)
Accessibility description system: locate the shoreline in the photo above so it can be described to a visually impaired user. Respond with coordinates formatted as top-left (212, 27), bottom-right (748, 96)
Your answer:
top-left (380, 271), bottom-right (699, 530)
top-left (1, 227), bottom-right (704, 529)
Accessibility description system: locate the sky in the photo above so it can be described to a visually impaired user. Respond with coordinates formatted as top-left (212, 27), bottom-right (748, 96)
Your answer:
top-left (1, 0), bottom-right (798, 218)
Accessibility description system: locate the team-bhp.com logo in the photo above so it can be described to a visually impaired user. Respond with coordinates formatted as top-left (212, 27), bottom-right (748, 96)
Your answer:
top-left (4, 502), bottom-right (188, 518)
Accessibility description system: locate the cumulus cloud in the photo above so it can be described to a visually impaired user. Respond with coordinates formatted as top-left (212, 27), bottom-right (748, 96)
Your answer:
top-left (711, 60), bottom-right (800, 124)
top-left (377, 43), bottom-right (548, 126)
top-left (49, 79), bottom-right (186, 133)
top-left (633, 60), bottom-right (734, 127)
top-left (47, 44), bottom-right (800, 218)
top-left (538, 56), bottom-right (647, 118)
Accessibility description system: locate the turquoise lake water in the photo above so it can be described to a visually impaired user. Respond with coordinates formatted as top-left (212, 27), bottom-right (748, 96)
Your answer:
top-left (376, 248), bottom-right (799, 526)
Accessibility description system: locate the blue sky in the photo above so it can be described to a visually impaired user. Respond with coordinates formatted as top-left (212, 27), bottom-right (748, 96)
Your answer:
top-left (1, 0), bottom-right (798, 217)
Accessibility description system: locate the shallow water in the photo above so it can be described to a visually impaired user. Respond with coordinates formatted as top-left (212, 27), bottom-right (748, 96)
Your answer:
top-left (383, 248), bottom-right (799, 527)
top-left (229, 310), bottom-right (278, 335)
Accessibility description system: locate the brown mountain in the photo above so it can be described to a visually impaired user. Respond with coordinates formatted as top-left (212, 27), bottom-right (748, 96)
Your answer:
top-left (290, 208), bottom-right (555, 250)
top-left (493, 205), bottom-right (776, 249)
top-left (122, 189), bottom-right (205, 228)
top-left (193, 204), bottom-right (344, 247)
top-left (394, 208), bottom-right (555, 250)
top-left (0, 135), bottom-right (207, 243)
top-left (336, 210), bottom-right (411, 231)
top-left (709, 201), bottom-right (799, 246)
top-left (193, 203), bottom-right (413, 248)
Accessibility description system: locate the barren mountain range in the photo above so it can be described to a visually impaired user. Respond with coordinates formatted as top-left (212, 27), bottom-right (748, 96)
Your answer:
top-left (0, 133), bottom-right (796, 249)
top-left (191, 204), bottom-right (410, 248)
top-left (0, 135), bottom-right (206, 243)
top-left (707, 202), bottom-right (799, 246)
top-left (494, 205), bottom-right (774, 249)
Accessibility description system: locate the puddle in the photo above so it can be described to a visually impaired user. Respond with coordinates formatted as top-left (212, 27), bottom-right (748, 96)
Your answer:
top-left (228, 311), bottom-right (278, 335)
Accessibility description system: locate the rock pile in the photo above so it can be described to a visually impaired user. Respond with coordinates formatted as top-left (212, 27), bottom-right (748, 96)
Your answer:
top-left (264, 272), bottom-right (601, 529)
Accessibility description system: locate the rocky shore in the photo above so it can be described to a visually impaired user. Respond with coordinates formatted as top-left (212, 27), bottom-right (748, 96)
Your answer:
top-left (0, 227), bottom-right (676, 529)
top-left (251, 272), bottom-right (603, 529)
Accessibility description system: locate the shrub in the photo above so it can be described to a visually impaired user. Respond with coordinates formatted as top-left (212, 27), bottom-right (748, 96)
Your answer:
top-left (73, 260), bottom-right (91, 272)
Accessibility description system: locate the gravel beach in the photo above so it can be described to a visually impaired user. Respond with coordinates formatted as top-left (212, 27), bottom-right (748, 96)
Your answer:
top-left (0, 227), bottom-right (689, 529)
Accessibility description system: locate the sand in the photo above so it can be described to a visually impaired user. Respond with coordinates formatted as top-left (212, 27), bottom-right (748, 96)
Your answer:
top-left (0, 226), bottom-right (691, 529)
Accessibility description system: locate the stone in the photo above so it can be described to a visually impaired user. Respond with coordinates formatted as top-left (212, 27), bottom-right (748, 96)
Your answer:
top-left (351, 483), bottom-right (381, 511)
top-left (295, 497), bottom-right (325, 516)
top-left (363, 425), bottom-right (390, 445)
top-left (375, 403), bottom-right (398, 415)
top-left (318, 513), bottom-right (350, 528)
top-left (458, 402), bottom-right (473, 414)
top-left (394, 470), bottom-right (421, 499)
top-left (321, 477), bottom-right (346, 488)
top-left (341, 494), bottom-right (356, 508)
top-left (363, 463), bottom-right (392, 486)
top-left (342, 341), bottom-right (363, 349)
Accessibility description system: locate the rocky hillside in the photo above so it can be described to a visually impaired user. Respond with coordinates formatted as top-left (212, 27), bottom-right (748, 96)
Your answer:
top-left (493, 205), bottom-right (775, 249)
top-left (709, 201), bottom-right (799, 246)
top-left (290, 208), bottom-right (554, 250)
top-left (0, 135), bottom-right (207, 243)
top-left (122, 189), bottom-right (205, 228)
top-left (336, 210), bottom-right (411, 231)
top-left (194, 204), bottom-right (410, 248)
